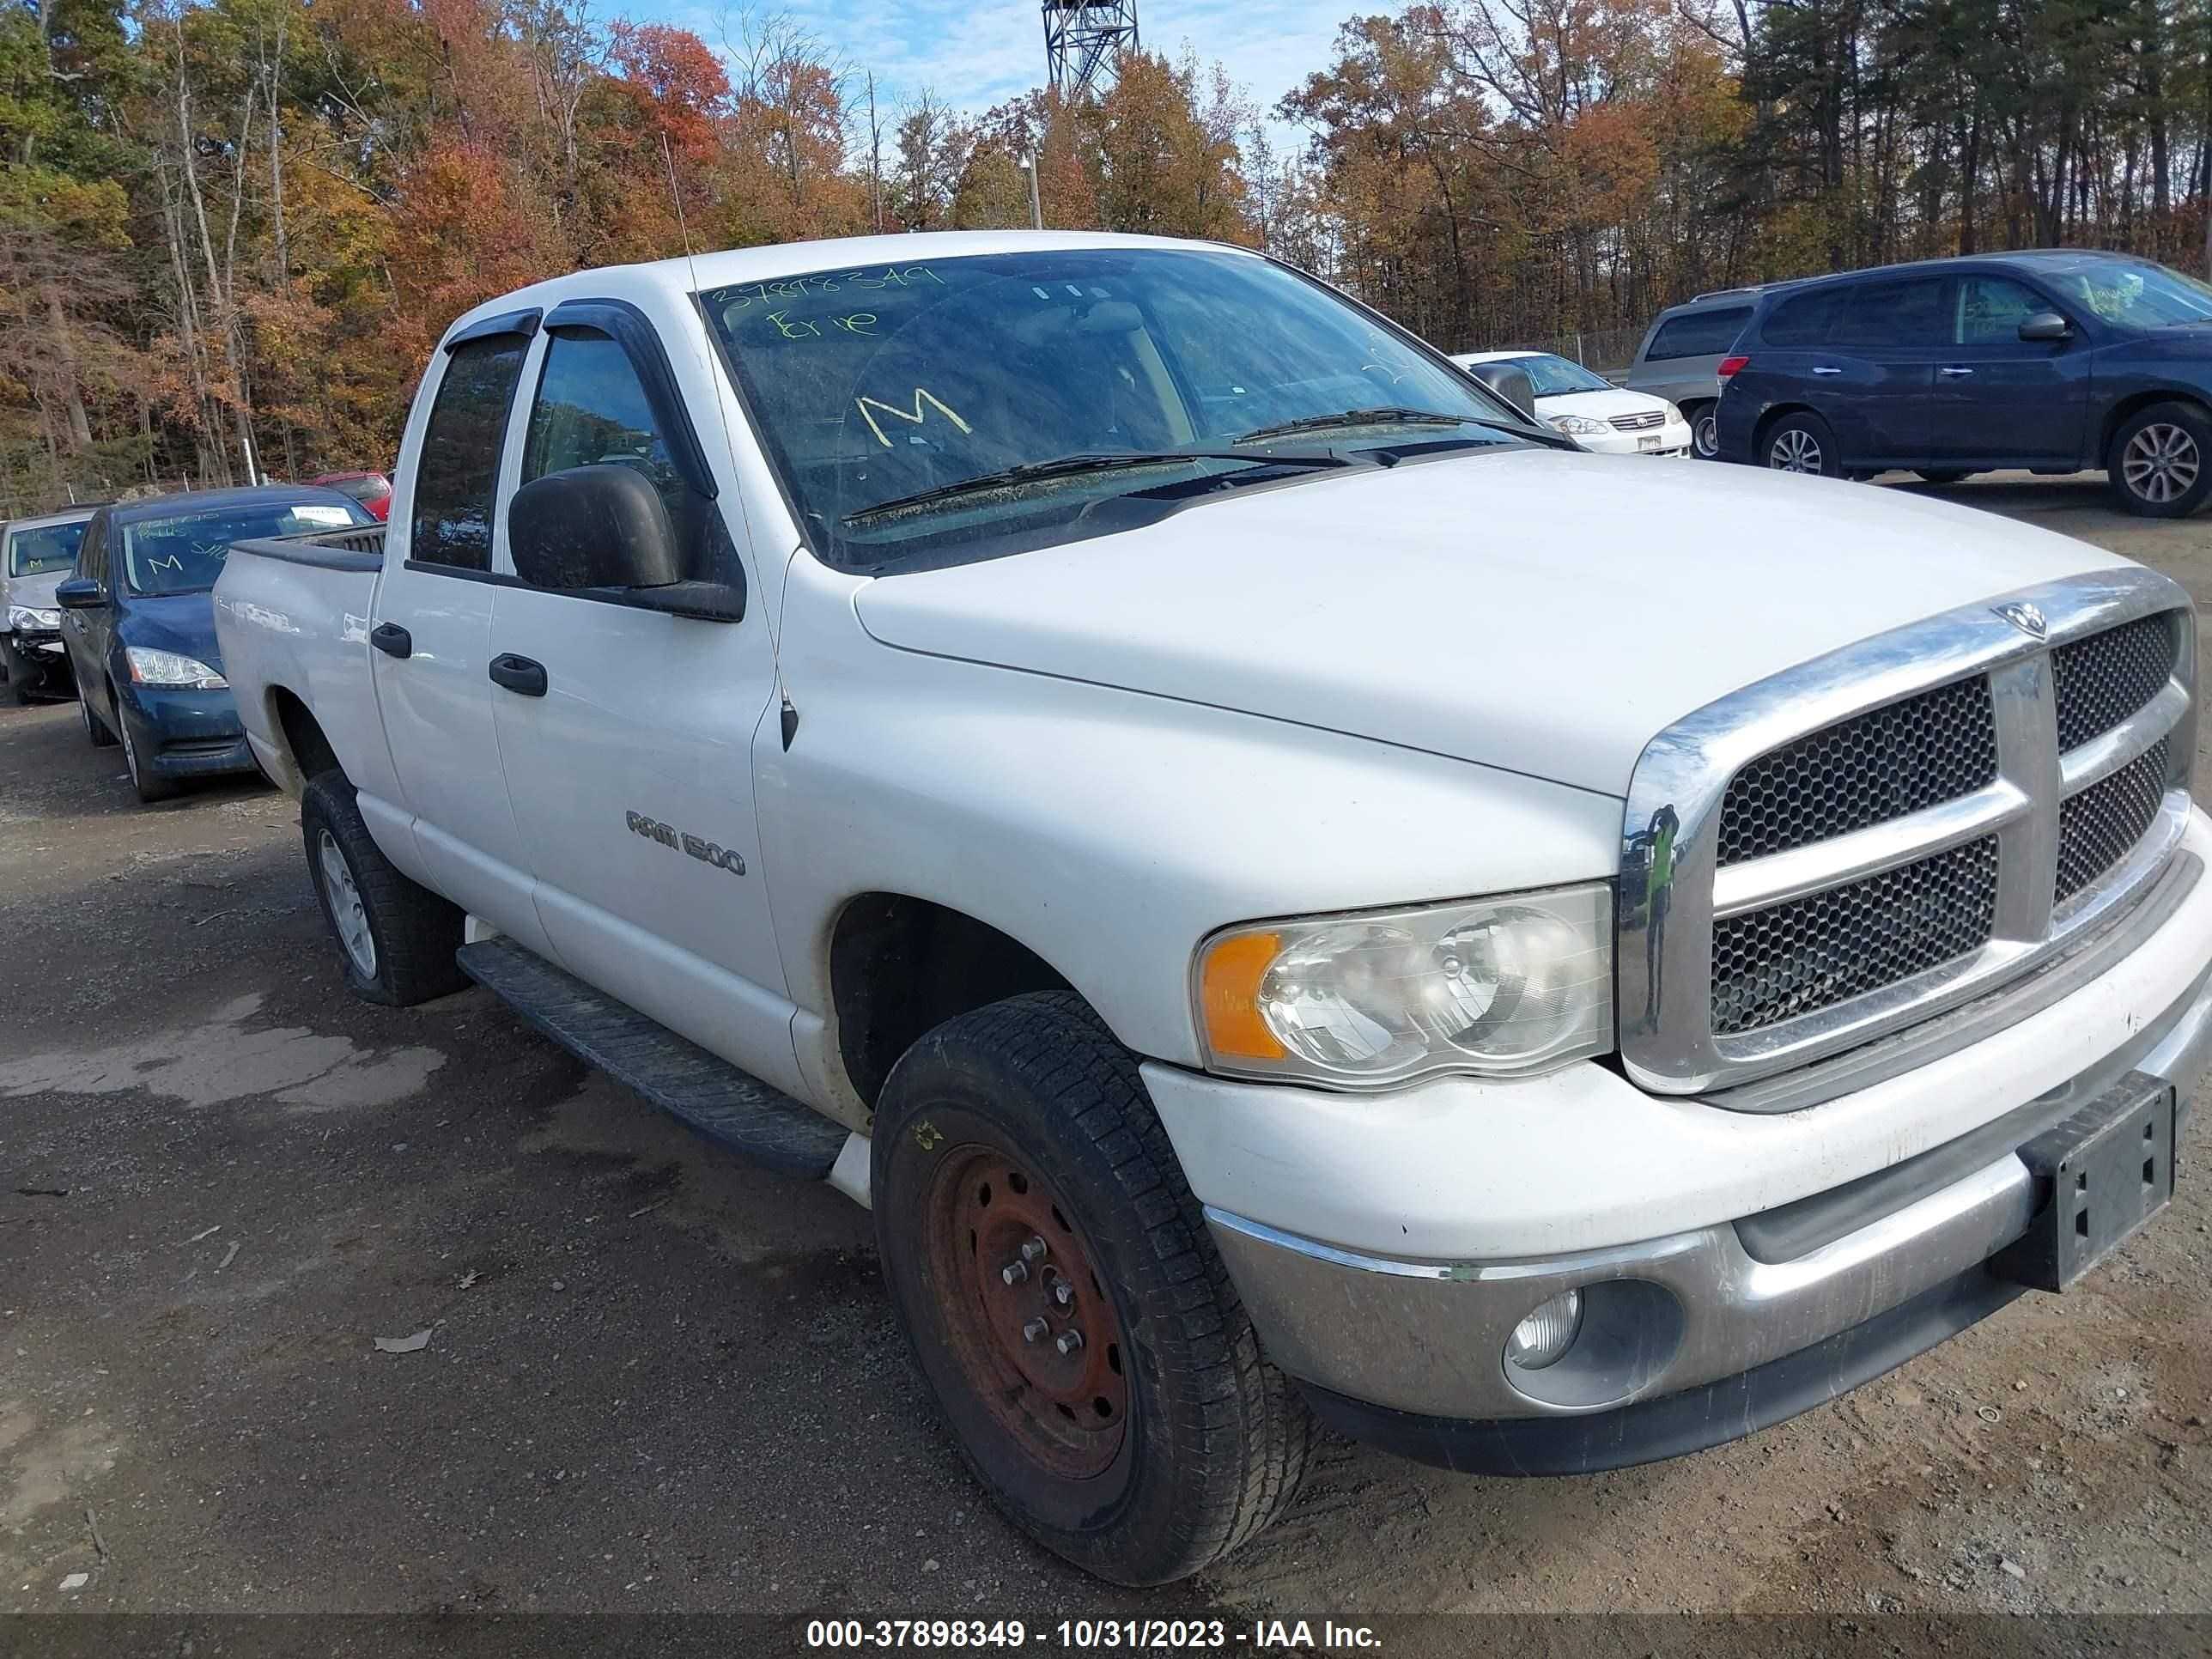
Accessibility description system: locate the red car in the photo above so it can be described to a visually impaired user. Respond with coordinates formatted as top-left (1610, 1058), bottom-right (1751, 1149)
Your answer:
top-left (308, 471), bottom-right (393, 521)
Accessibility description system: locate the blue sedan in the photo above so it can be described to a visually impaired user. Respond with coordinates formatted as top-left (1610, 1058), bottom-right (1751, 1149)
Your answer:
top-left (58, 484), bottom-right (375, 803)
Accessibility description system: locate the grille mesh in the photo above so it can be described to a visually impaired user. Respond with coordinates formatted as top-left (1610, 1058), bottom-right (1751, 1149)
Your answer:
top-left (2052, 613), bottom-right (2176, 752)
top-left (2056, 739), bottom-right (2170, 903)
top-left (1716, 676), bottom-right (1999, 866)
top-left (1710, 838), bottom-right (2000, 1036)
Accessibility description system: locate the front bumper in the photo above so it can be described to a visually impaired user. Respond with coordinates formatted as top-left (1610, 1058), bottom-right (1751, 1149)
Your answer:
top-left (118, 683), bottom-right (255, 778)
top-left (1570, 416), bottom-right (1694, 457)
top-left (1198, 962), bottom-right (2209, 1471)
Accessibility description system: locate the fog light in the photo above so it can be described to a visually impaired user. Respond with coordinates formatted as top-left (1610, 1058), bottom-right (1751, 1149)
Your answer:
top-left (1505, 1289), bottom-right (1583, 1370)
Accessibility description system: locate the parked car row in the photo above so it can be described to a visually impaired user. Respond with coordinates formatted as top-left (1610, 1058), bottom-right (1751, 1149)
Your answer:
top-left (0, 483), bottom-right (380, 801)
top-left (193, 229), bottom-right (2210, 1588)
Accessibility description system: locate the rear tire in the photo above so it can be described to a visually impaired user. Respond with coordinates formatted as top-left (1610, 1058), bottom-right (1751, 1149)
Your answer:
top-left (1686, 401), bottom-right (1718, 461)
top-left (1763, 411), bottom-right (1844, 477)
top-left (2107, 401), bottom-right (2212, 518)
top-left (872, 991), bottom-right (1315, 1586)
top-left (301, 770), bottom-right (468, 1006)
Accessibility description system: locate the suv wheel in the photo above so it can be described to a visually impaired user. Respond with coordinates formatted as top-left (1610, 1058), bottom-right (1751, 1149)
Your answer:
top-left (872, 991), bottom-right (1315, 1585)
top-left (1, 637), bottom-right (33, 706)
top-left (2108, 402), bottom-right (2212, 518)
top-left (1686, 402), bottom-right (1719, 460)
top-left (1764, 412), bottom-right (1844, 477)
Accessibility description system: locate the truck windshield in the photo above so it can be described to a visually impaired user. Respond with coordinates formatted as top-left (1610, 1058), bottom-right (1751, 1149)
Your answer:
top-left (8, 520), bottom-right (86, 576)
top-left (700, 248), bottom-right (1536, 567)
top-left (123, 500), bottom-right (369, 595)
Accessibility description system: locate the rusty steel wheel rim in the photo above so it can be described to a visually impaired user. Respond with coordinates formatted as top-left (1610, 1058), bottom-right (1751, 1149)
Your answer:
top-left (922, 1144), bottom-right (1130, 1480)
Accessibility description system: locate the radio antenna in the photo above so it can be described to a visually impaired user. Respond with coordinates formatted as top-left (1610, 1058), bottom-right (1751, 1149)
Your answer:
top-left (661, 131), bottom-right (696, 262)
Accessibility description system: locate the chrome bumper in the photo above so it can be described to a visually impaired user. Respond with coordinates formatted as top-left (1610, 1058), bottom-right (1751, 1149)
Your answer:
top-left (1210, 965), bottom-right (2212, 1424)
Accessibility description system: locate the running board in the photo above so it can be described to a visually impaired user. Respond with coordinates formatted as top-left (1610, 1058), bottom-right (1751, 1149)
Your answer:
top-left (455, 939), bottom-right (848, 1178)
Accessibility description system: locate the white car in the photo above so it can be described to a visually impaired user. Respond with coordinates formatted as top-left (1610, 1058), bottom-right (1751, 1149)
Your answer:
top-left (216, 229), bottom-right (2212, 1587)
top-left (1454, 349), bottom-right (1693, 454)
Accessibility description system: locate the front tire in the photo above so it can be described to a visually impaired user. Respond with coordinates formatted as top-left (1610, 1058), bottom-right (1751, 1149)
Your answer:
top-left (1763, 411), bottom-right (1844, 477)
top-left (2108, 401), bottom-right (2212, 518)
top-left (301, 770), bottom-right (467, 1006)
top-left (1, 637), bottom-right (34, 705)
top-left (118, 702), bottom-right (180, 804)
top-left (872, 992), bottom-right (1314, 1586)
top-left (80, 682), bottom-right (116, 747)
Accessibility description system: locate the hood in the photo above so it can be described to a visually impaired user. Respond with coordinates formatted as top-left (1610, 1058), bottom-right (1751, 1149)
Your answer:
top-left (854, 449), bottom-right (2130, 796)
top-left (119, 590), bottom-right (226, 672)
top-left (1534, 386), bottom-right (1673, 421)
top-left (6, 568), bottom-right (66, 612)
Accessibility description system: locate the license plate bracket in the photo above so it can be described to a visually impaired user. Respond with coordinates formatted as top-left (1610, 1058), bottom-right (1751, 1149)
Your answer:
top-left (1990, 1075), bottom-right (2176, 1292)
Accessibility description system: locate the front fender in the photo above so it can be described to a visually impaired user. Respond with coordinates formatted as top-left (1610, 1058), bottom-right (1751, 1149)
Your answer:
top-left (758, 558), bottom-right (1625, 1071)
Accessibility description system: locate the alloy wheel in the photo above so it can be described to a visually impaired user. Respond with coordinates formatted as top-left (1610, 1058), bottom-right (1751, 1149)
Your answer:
top-left (319, 828), bottom-right (378, 979)
top-left (1770, 428), bottom-right (1822, 473)
top-left (2123, 422), bottom-right (2201, 505)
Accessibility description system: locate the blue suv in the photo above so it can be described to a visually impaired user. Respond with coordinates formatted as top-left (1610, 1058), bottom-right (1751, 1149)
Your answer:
top-left (1714, 249), bottom-right (2212, 516)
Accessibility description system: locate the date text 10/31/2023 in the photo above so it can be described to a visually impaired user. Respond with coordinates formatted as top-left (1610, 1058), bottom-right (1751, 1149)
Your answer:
top-left (802, 1619), bottom-right (1382, 1650)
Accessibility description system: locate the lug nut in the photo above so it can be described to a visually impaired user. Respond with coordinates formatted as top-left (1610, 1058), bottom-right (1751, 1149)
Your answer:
top-left (1000, 1259), bottom-right (1029, 1285)
top-left (1054, 1329), bottom-right (1084, 1357)
top-left (1019, 1237), bottom-right (1049, 1264)
top-left (1023, 1316), bottom-right (1050, 1344)
top-left (1049, 1281), bottom-right (1074, 1309)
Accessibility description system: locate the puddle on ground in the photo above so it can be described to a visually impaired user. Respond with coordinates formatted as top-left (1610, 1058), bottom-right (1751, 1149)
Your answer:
top-left (0, 992), bottom-right (444, 1111)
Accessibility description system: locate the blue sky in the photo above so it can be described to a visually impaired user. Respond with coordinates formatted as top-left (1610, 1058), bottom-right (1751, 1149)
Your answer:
top-left (640, 1), bottom-right (1352, 146)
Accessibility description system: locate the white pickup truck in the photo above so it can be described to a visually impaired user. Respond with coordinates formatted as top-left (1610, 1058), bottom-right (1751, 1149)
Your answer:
top-left (215, 229), bottom-right (2212, 1586)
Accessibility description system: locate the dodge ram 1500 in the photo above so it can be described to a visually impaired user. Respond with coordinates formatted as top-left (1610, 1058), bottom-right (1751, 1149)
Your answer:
top-left (214, 229), bottom-right (2212, 1586)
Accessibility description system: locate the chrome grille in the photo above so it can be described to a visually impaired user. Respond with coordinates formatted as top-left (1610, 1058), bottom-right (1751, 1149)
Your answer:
top-left (1711, 837), bottom-right (2000, 1035)
top-left (1620, 573), bottom-right (2197, 1096)
top-left (1716, 677), bottom-right (1997, 866)
top-left (2057, 738), bottom-right (2171, 903)
top-left (2053, 613), bottom-right (2174, 751)
top-left (1610, 411), bottom-right (1664, 433)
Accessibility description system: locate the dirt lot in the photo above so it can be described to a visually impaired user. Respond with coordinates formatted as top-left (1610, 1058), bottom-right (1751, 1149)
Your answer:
top-left (4, 471), bottom-right (2212, 1646)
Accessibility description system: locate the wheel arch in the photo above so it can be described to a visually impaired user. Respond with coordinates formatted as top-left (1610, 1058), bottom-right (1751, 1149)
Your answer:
top-left (1753, 401), bottom-right (1822, 457)
top-left (2099, 389), bottom-right (2212, 463)
top-left (827, 891), bottom-right (1079, 1112)
top-left (263, 684), bottom-right (342, 796)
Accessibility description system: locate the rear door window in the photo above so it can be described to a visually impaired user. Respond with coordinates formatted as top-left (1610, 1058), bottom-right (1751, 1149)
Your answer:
top-left (1761, 289), bottom-right (1841, 347)
top-left (410, 335), bottom-right (531, 571)
top-left (1644, 307), bottom-right (1750, 361)
top-left (1833, 278), bottom-right (1950, 346)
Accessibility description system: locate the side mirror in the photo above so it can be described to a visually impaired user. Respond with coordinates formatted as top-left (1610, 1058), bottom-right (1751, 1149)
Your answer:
top-left (510, 465), bottom-right (684, 592)
top-left (55, 576), bottom-right (104, 610)
top-left (1468, 362), bottom-right (1538, 421)
top-left (2018, 312), bottom-right (2072, 343)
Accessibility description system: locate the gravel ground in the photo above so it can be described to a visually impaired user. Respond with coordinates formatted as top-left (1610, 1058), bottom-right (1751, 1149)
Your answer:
top-left (3, 471), bottom-right (2211, 1652)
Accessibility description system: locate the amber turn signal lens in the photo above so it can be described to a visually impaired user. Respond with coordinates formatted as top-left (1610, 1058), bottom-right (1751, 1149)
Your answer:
top-left (1199, 930), bottom-right (1286, 1061)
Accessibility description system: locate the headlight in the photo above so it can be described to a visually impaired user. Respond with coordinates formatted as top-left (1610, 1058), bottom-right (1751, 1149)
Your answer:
top-left (1545, 413), bottom-right (1610, 435)
top-left (125, 647), bottom-right (227, 689)
top-left (1194, 884), bottom-right (1613, 1088)
top-left (1662, 402), bottom-right (1685, 423)
top-left (8, 604), bottom-right (59, 630)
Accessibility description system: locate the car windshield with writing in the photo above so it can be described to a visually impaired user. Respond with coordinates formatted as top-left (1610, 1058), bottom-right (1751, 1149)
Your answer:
top-left (2055, 260), bottom-right (2212, 330)
top-left (8, 521), bottom-right (86, 577)
top-left (123, 500), bottom-right (371, 596)
top-left (1503, 355), bottom-right (1614, 398)
top-left (702, 249), bottom-right (1536, 568)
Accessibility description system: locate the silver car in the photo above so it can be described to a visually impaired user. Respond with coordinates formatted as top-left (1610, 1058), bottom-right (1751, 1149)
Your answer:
top-left (1620, 289), bottom-right (1771, 460)
top-left (0, 506), bottom-right (95, 704)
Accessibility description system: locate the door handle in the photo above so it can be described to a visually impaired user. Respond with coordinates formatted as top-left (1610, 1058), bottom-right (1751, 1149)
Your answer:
top-left (369, 622), bottom-right (412, 659)
top-left (1939, 367), bottom-right (1975, 378)
top-left (489, 653), bottom-right (548, 697)
top-left (1811, 366), bottom-right (1842, 375)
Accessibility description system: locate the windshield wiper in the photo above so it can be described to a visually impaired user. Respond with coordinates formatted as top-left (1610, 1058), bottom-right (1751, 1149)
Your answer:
top-left (1231, 407), bottom-right (1491, 444)
top-left (842, 449), bottom-right (1344, 525)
